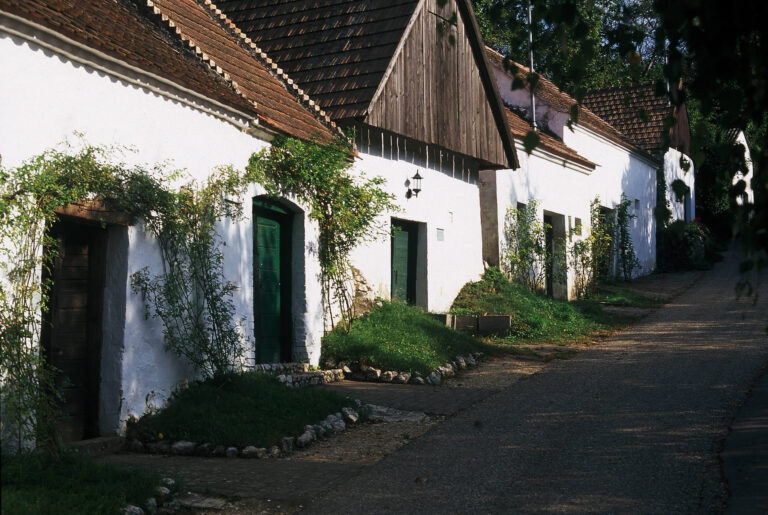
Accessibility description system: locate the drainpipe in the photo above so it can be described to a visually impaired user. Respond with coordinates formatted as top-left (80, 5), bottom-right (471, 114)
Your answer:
top-left (528, 0), bottom-right (537, 131)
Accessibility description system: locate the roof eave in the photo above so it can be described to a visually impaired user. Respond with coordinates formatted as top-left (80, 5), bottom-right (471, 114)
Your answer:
top-left (456, 0), bottom-right (519, 170)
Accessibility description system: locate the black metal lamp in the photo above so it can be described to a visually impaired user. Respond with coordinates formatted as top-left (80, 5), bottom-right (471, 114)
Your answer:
top-left (408, 171), bottom-right (423, 198)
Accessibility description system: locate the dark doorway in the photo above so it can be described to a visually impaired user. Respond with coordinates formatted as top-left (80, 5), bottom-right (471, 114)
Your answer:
top-left (600, 207), bottom-right (616, 278)
top-left (42, 221), bottom-right (107, 442)
top-left (391, 219), bottom-right (418, 303)
top-left (253, 199), bottom-right (293, 363)
top-left (544, 214), bottom-right (554, 297)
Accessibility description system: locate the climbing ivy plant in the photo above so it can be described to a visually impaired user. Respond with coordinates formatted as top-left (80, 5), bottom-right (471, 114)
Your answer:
top-left (670, 179), bottom-right (690, 203)
top-left (615, 193), bottom-right (641, 281)
top-left (654, 166), bottom-right (672, 229)
top-left (245, 133), bottom-right (396, 333)
top-left (130, 165), bottom-right (248, 380)
top-left (568, 197), bottom-right (612, 298)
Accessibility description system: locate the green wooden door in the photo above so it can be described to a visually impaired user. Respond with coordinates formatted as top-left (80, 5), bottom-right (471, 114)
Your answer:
top-left (254, 201), bottom-right (291, 363)
top-left (391, 220), bottom-right (417, 303)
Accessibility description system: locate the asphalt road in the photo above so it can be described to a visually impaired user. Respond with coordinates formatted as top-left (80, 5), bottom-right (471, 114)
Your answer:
top-left (306, 251), bottom-right (768, 514)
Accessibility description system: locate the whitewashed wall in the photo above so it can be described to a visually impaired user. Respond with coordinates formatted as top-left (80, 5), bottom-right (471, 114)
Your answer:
top-left (563, 127), bottom-right (657, 275)
top-left (663, 148), bottom-right (696, 222)
top-left (0, 23), bottom-right (325, 435)
top-left (348, 151), bottom-right (485, 313)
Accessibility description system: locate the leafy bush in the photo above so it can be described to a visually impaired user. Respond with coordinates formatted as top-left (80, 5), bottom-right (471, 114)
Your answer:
top-left (322, 301), bottom-right (489, 374)
top-left (657, 219), bottom-right (718, 271)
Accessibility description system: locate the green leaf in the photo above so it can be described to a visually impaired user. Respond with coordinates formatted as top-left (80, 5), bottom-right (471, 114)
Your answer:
top-left (523, 130), bottom-right (541, 155)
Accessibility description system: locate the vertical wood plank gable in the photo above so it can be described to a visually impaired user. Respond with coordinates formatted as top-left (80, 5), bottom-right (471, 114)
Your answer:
top-left (366, 0), bottom-right (507, 167)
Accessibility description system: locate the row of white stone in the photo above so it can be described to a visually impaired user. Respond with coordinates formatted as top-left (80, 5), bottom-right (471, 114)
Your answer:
top-left (348, 352), bottom-right (484, 386)
top-left (124, 405), bottom-right (361, 460)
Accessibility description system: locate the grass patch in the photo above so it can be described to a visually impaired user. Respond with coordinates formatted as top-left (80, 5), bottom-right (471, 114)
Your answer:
top-left (450, 268), bottom-right (655, 345)
top-left (588, 282), bottom-right (664, 309)
top-left (322, 301), bottom-right (491, 374)
top-left (129, 372), bottom-right (353, 448)
top-left (2, 449), bottom-right (162, 515)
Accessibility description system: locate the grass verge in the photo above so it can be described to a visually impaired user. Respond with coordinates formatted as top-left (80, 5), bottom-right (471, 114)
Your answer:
top-left (1, 449), bottom-right (162, 515)
top-left (450, 268), bottom-right (658, 345)
top-left (322, 301), bottom-right (492, 374)
top-left (129, 372), bottom-right (354, 448)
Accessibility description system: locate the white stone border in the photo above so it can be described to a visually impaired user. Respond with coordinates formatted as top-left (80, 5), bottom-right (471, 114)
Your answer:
top-left (336, 352), bottom-right (484, 386)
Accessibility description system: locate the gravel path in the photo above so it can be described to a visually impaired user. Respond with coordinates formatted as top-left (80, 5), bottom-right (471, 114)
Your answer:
top-left (305, 250), bottom-right (768, 514)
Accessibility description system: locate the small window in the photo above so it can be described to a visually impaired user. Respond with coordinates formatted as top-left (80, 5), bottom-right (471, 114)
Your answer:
top-left (574, 217), bottom-right (583, 236)
top-left (634, 199), bottom-right (640, 210)
top-left (436, 228), bottom-right (445, 241)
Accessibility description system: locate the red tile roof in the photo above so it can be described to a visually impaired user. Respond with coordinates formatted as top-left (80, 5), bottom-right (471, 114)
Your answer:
top-left (582, 84), bottom-right (672, 153)
top-left (485, 47), bottom-right (650, 157)
top-left (505, 109), bottom-right (595, 169)
top-left (1, 0), bottom-right (335, 141)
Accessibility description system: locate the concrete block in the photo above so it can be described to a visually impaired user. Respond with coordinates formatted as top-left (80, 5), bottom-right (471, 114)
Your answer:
top-left (477, 315), bottom-right (512, 335)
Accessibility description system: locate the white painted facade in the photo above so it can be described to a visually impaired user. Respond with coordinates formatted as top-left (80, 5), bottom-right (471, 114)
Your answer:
top-left (733, 131), bottom-right (755, 206)
top-left (663, 147), bottom-right (696, 222)
top-left (0, 19), bottom-right (326, 435)
top-left (485, 59), bottom-right (660, 294)
top-left (349, 146), bottom-right (485, 313)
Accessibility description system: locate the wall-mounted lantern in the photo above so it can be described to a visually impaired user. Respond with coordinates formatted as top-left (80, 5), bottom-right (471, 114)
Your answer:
top-left (407, 171), bottom-right (423, 198)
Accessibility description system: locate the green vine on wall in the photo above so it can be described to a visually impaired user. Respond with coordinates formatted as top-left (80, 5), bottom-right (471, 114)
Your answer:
top-left (654, 166), bottom-right (672, 229)
top-left (1, 139), bottom-right (246, 452)
top-left (245, 133), bottom-right (396, 333)
top-left (502, 200), bottom-right (565, 292)
top-left (130, 166), bottom-right (247, 380)
top-left (568, 197), bottom-right (612, 298)
top-left (615, 194), bottom-right (641, 281)
top-left (670, 179), bottom-right (691, 203)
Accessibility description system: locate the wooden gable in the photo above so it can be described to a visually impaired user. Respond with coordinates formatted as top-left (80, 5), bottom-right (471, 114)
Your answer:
top-left (365, 0), bottom-right (517, 169)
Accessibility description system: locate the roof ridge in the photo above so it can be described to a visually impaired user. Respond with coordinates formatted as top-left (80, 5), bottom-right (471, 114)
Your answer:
top-left (144, 0), bottom-right (259, 117)
top-left (199, 0), bottom-right (339, 132)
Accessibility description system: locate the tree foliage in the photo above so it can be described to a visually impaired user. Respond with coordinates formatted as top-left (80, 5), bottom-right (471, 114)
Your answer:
top-left (473, 0), bottom-right (767, 286)
top-left (473, 0), bottom-right (662, 96)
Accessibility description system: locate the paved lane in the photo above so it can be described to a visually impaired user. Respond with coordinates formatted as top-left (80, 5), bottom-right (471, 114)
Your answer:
top-left (307, 251), bottom-right (768, 514)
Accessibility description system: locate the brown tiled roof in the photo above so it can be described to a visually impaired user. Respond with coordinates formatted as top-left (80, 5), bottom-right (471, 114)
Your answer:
top-left (485, 47), bottom-right (649, 157)
top-left (214, 0), bottom-right (421, 120)
top-left (505, 109), bottom-right (595, 169)
top-left (150, 0), bottom-right (335, 140)
top-left (582, 84), bottom-right (672, 153)
top-left (1, 0), bottom-right (334, 141)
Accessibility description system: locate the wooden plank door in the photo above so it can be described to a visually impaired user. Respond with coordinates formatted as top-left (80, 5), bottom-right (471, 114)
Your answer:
top-left (254, 203), bottom-right (291, 363)
top-left (45, 222), bottom-right (106, 442)
top-left (391, 220), bottom-right (417, 303)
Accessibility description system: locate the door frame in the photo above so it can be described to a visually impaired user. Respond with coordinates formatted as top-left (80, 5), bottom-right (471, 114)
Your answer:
top-left (253, 198), bottom-right (293, 363)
